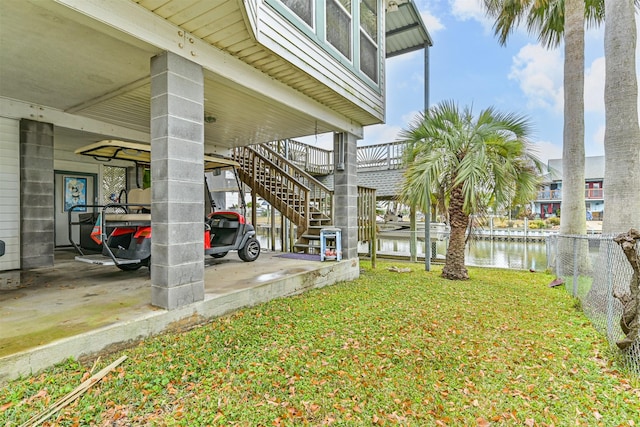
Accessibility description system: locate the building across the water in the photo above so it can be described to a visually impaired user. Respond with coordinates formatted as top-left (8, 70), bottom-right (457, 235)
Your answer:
top-left (534, 156), bottom-right (605, 220)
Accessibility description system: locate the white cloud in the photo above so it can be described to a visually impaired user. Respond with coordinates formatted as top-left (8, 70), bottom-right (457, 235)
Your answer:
top-left (509, 44), bottom-right (563, 112)
top-left (420, 10), bottom-right (445, 34)
top-left (450, 0), bottom-right (495, 31)
top-left (585, 57), bottom-right (605, 114)
top-left (530, 140), bottom-right (563, 164)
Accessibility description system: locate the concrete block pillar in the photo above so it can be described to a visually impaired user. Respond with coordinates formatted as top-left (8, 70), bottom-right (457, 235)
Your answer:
top-left (150, 51), bottom-right (205, 310)
top-left (333, 132), bottom-right (359, 260)
top-left (20, 119), bottom-right (54, 268)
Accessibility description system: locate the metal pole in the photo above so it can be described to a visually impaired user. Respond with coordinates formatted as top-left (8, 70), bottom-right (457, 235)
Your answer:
top-left (424, 43), bottom-right (430, 111)
top-left (425, 177), bottom-right (431, 271)
top-left (572, 237), bottom-right (579, 297)
top-left (605, 239), bottom-right (615, 341)
top-left (424, 43), bottom-right (431, 271)
top-left (555, 236), bottom-right (560, 277)
top-left (410, 206), bottom-right (417, 262)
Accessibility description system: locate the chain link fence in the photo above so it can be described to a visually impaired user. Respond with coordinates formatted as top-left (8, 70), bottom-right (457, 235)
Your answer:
top-left (547, 234), bottom-right (639, 375)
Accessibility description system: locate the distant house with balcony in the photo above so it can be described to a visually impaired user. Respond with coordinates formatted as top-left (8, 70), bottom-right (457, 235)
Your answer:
top-left (534, 156), bottom-right (605, 220)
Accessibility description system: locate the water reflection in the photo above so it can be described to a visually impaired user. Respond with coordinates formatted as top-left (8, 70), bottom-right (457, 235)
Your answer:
top-left (465, 239), bottom-right (547, 270)
top-left (372, 238), bottom-right (547, 270)
top-left (256, 228), bottom-right (548, 271)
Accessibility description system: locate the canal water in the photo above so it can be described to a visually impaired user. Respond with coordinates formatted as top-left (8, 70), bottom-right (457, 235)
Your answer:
top-left (256, 227), bottom-right (549, 271)
top-left (364, 238), bottom-right (547, 271)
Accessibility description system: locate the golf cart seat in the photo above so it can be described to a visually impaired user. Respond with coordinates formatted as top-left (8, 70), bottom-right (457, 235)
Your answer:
top-left (208, 211), bottom-right (243, 246)
top-left (104, 187), bottom-right (151, 224)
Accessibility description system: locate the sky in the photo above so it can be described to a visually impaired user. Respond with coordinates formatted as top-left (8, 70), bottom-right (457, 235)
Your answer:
top-left (302, 0), bottom-right (640, 165)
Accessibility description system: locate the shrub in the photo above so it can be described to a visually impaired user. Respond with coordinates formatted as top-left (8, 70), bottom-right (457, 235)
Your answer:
top-left (529, 220), bottom-right (547, 229)
top-left (547, 217), bottom-right (560, 226)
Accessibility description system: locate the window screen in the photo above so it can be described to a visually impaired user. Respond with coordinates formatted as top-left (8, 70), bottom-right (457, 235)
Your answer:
top-left (282, 0), bottom-right (313, 27)
top-left (326, 0), bottom-right (352, 60)
top-left (360, 31), bottom-right (378, 82)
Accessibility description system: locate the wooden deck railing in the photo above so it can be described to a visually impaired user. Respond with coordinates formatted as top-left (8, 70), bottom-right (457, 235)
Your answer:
top-left (235, 143), bottom-right (377, 253)
top-left (265, 139), bottom-right (408, 173)
top-left (264, 140), bottom-right (334, 175)
top-left (356, 141), bottom-right (407, 170)
top-left (253, 144), bottom-right (334, 223)
top-left (357, 185), bottom-right (377, 267)
top-left (233, 146), bottom-right (310, 235)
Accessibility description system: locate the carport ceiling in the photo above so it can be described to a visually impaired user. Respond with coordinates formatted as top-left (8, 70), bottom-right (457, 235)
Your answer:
top-left (1, 1), bottom-right (431, 150)
top-left (0, 0), bottom-right (335, 150)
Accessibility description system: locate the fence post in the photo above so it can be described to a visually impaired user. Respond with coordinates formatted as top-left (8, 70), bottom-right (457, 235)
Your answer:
top-left (555, 235), bottom-right (560, 277)
top-left (605, 239), bottom-right (615, 341)
top-left (572, 237), bottom-right (579, 297)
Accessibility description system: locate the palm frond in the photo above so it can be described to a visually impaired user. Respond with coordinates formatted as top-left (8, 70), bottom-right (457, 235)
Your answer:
top-left (398, 100), bottom-right (542, 219)
top-left (483, 0), bottom-right (606, 48)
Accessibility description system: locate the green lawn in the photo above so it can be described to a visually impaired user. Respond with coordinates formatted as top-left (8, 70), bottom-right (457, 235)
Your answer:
top-left (2, 262), bottom-right (639, 426)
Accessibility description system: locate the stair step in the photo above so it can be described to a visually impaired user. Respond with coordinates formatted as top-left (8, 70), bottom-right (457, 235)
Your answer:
top-left (301, 234), bottom-right (321, 240)
top-left (293, 243), bottom-right (321, 249)
top-left (310, 218), bottom-right (332, 224)
top-left (236, 146), bottom-right (335, 249)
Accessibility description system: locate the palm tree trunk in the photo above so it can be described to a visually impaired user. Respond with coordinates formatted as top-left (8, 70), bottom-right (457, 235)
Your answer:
top-left (559, 0), bottom-right (586, 237)
top-left (443, 184), bottom-right (469, 280)
top-left (603, 0), bottom-right (640, 233)
top-left (557, 0), bottom-right (592, 275)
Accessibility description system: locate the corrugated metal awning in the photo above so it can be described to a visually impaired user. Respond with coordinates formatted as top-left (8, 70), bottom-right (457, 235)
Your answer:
top-left (385, 0), bottom-right (432, 58)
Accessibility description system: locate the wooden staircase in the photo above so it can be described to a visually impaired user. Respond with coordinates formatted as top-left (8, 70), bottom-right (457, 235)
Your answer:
top-left (232, 145), bottom-right (334, 254)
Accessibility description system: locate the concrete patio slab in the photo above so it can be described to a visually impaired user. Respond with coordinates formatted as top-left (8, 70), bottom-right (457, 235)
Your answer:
top-left (0, 248), bottom-right (359, 384)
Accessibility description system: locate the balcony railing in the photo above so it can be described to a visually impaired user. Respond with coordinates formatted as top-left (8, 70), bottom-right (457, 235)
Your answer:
top-left (585, 188), bottom-right (604, 199)
top-left (537, 188), bottom-right (604, 200)
top-left (536, 190), bottom-right (562, 200)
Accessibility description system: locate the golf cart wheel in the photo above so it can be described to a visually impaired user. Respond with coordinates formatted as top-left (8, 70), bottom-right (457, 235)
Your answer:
top-left (116, 262), bottom-right (143, 271)
top-left (238, 237), bottom-right (260, 262)
top-left (210, 251), bottom-right (228, 259)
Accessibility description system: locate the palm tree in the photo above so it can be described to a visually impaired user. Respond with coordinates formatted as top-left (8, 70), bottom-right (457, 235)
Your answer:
top-left (483, 0), bottom-right (604, 238)
top-left (603, 0), bottom-right (640, 233)
top-left (400, 100), bottom-right (543, 280)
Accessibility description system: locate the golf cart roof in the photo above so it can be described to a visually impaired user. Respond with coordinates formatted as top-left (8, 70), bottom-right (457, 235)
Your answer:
top-left (75, 140), bottom-right (240, 169)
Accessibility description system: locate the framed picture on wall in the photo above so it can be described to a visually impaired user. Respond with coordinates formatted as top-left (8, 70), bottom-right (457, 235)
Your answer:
top-left (64, 176), bottom-right (87, 212)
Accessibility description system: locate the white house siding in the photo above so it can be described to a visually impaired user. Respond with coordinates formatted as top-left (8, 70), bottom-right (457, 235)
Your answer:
top-left (0, 117), bottom-right (20, 270)
top-left (257, 4), bottom-right (385, 124)
top-left (243, 0), bottom-right (259, 38)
